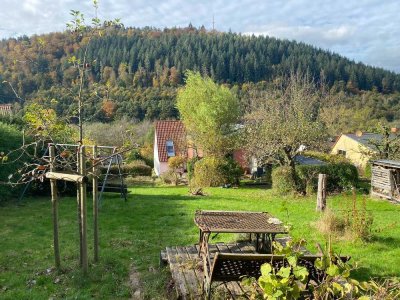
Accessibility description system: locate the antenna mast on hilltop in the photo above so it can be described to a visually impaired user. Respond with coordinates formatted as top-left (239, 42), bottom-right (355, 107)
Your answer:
top-left (212, 15), bottom-right (215, 31)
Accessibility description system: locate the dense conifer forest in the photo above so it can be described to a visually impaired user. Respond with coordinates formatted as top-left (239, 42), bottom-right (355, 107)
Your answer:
top-left (0, 26), bottom-right (399, 123)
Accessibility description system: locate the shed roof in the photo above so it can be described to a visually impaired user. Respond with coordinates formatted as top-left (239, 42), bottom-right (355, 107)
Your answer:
top-left (372, 159), bottom-right (400, 169)
top-left (155, 120), bottom-right (186, 162)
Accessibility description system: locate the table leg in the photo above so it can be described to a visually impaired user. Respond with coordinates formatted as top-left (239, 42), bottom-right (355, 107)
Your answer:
top-left (198, 229), bottom-right (203, 257)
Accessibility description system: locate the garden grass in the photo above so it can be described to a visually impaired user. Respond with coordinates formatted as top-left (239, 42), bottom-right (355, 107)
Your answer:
top-left (0, 185), bottom-right (399, 299)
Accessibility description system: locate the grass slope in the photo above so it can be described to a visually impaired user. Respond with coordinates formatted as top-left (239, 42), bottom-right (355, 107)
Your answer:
top-left (0, 185), bottom-right (399, 299)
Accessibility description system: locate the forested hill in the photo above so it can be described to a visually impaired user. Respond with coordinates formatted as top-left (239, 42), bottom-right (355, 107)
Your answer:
top-left (0, 26), bottom-right (400, 122)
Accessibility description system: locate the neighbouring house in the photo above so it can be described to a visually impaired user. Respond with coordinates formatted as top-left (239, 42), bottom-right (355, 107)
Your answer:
top-left (154, 120), bottom-right (249, 176)
top-left (0, 103), bottom-right (12, 116)
top-left (331, 129), bottom-right (398, 169)
top-left (154, 120), bottom-right (187, 176)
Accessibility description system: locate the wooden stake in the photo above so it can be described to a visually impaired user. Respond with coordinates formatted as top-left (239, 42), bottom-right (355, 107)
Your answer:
top-left (79, 146), bottom-right (88, 273)
top-left (49, 145), bottom-right (61, 269)
top-left (316, 173), bottom-right (327, 212)
top-left (77, 158), bottom-right (83, 267)
top-left (92, 145), bottom-right (99, 262)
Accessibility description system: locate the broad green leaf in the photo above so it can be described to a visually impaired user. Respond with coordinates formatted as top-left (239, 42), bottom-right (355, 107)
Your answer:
top-left (293, 266), bottom-right (309, 282)
top-left (277, 266), bottom-right (291, 278)
top-left (326, 264), bottom-right (340, 277)
top-left (314, 258), bottom-right (323, 270)
top-left (287, 255), bottom-right (297, 266)
top-left (261, 263), bottom-right (272, 275)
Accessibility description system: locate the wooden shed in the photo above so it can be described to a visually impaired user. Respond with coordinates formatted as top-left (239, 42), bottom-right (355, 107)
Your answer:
top-left (371, 160), bottom-right (400, 202)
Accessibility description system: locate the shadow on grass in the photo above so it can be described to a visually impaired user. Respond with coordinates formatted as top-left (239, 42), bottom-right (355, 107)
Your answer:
top-left (369, 235), bottom-right (400, 247)
top-left (128, 192), bottom-right (202, 202)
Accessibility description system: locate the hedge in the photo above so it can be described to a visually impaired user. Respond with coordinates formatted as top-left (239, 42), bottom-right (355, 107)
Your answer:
top-left (271, 166), bottom-right (297, 195)
top-left (100, 160), bottom-right (152, 177)
top-left (296, 162), bottom-right (358, 193)
top-left (272, 162), bottom-right (358, 195)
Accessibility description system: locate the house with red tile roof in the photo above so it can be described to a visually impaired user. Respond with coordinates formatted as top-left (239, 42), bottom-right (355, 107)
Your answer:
top-left (154, 120), bottom-right (188, 176)
top-left (154, 120), bottom-right (251, 176)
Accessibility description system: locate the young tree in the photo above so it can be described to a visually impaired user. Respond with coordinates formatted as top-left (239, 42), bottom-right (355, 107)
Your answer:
top-left (243, 72), bottom-right (327, 182)
top-left (176, 71), bottom-right (239, 157)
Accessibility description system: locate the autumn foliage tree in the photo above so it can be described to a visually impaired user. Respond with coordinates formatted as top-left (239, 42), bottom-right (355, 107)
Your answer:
top-left (244, 72), bottom-right (327, 184)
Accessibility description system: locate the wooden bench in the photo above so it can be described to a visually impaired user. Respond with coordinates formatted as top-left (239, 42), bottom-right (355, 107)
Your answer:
top-left (203, 252), bottom-right (349, 299)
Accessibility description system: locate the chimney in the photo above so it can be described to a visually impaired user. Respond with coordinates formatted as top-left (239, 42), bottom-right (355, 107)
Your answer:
top-left (355, 130), bottom-right (363, 137)
top-left (391, 127), bottom-right (399, 133)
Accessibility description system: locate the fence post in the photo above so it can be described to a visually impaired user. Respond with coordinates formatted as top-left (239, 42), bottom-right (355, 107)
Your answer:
top-left (49, 145), bottom-right (61, 269)
top-left (316, 173), bottom-right (327, 212)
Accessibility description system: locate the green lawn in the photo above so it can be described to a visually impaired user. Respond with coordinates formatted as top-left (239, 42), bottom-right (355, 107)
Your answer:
top-left (0, 185), bottom-right (399, 299)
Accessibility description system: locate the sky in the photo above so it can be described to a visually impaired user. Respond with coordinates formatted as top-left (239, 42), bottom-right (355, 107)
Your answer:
top-left (0, 0), bottom-right (399, 73)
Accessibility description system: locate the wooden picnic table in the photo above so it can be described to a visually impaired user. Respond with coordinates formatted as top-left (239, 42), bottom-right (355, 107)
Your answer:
top-left (194, 210), bottom-right (288, 256)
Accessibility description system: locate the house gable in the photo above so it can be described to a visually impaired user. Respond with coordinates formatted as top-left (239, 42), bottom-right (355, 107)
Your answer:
top-left (154, 120), bottom-right (186, 163)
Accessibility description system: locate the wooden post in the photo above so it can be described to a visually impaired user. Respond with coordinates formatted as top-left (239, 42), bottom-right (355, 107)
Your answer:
top-left (316, 174), bottom-right (327, 212)
top-left (79, 146), bottom-right (88, 273)
top-left (92, 145), bottom-right (99, 262)
top-left (77, 161), bottom-right (83, 267)
top-left (49, 145), bottom-right (61, 269)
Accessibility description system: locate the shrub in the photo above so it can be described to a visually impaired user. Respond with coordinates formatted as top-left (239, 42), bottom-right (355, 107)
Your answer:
top-left (160, 170), bottom-right (178, 185)
top-left (192, 156), bottom-right (243, 188)
top-left (296, 162), bottom-right (358, 194)
top-left (271, 166), bottom-right (297, 195)
top-left (192, 157), bottom-right (225, 187)
top-left (100, 160), bottom-right (152, 177)
top-left (364, 161), bottom-right (372, 179)
top-left (220, 158), bottom-right (243, 185)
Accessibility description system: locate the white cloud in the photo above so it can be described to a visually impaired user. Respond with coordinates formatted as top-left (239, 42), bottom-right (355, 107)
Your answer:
top-left (244, 24), bottom-right (357, 47)
top-left (22, 0), bottom-right (40, 14)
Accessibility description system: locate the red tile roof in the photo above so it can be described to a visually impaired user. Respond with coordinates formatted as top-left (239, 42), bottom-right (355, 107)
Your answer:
top-left (155, 120), bottom-right (186, 162)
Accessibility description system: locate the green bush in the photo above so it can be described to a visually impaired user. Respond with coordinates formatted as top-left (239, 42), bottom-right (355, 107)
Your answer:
top-left (160, 170), bottom-right (179, 185)
top-left (271, 166), bottom-right (297, 195)
top-left (296, 162), bottom-right (358, 194)
top-left (100, 160), bottom-right (152, 177)
top-left (364, 162), bottom-right (372, 179)
top-left (192, 156), bottom-right (243, 187)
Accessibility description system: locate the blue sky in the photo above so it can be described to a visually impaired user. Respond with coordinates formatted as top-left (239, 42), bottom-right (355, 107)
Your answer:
top-left (0, 0), bottom-right (399, 73)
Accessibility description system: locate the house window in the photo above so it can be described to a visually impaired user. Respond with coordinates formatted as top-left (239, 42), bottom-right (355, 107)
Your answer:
top-left (166, 140), bottom-right (175, 157)
top-left (338, 149), bottom-right (346, 156)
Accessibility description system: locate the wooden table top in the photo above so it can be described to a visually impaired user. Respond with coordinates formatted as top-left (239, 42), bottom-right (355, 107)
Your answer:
top-left (194, 210), bottom-right (288, 234)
